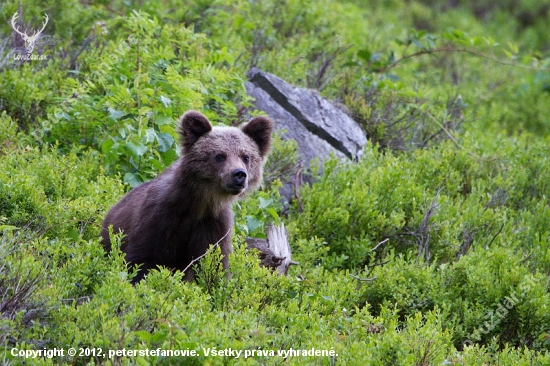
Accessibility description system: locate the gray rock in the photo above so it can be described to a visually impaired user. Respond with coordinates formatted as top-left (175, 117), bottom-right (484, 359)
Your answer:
top-left (245, 68), bottom-right (367, 169)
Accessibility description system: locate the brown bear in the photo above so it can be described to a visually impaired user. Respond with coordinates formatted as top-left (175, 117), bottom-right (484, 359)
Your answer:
top-left (101, 110), bottom-right (273, 283)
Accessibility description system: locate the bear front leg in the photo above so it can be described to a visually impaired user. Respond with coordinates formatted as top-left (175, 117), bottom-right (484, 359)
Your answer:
top-left (182, 267), bottom-right (196, 282)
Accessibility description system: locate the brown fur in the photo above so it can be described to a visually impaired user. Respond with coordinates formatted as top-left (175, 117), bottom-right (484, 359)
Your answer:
top-left (101, 111), bottom-right (273, 283)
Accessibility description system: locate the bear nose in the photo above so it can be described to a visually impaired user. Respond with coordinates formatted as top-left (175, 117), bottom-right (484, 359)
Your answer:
top-left (232, 169), bottom-right (247, 186)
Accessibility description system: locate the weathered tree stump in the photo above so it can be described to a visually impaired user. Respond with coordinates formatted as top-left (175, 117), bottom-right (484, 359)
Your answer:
top-left (246, 223), bottom-right (298, 275)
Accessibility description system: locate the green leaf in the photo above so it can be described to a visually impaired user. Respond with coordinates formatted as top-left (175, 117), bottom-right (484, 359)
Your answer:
top-left (508, 42), bottom-right (519, 54)
top-left (151, 330), bottom-right (169, 343)
top-left (124, 172), bottom-right (142, 187)
top-left (66, 228), bottom-right (79, 241)
top-left (259, 197), bottom-right (274, 209)
top-left (126, 141), bottom-right (148, 158)
top-left (160, 95), bottom-right (172, 107)
top-left (145, 128), bottom-right (157, 144)
top-left (246, 216), bottom-right (264, 234)
top-left (412, 39), bottom-right (425, 50)
top-left (160, 149), bottom-right (177, 166)
top-left (134, 330), bottom-right (152, 342)
top-left (149, 158), bottom-right (163, 170)
top-left (54, 110), bottom-right (70, 121)
top-left (357, 49), bottom-right (371, 62)
top-left (155, 114), bottom-right (172, 126)
top-left (386, 74), bottom-right (400, 82)
top-left (0, 225), bottom-right (18, 231)
top-left (156, 132), bottom-right (175, 153)
top-left (135, 358), bottom-right (148, 366)
top-left (370, 53), bottom-right (382, 62)
top-left (342, 60), bottom-right (361, 68)
top-left (108, 107), bottom-right (126, 121)
top-left (470, 36), bottom-right (482, 46)
top-left (267, 207), bottom-right (279, 221)
top-left (101, 138), bottom-right (114, 155)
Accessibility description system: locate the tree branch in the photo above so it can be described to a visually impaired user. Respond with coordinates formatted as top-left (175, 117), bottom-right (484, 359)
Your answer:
top-left (181, 228), bottom-right (231, 274)
top-left (378, 47), bottom-right (549, 73)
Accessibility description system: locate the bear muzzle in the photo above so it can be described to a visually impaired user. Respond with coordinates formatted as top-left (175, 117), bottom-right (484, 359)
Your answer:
top-left (225, 169), bottom-right (248, 195)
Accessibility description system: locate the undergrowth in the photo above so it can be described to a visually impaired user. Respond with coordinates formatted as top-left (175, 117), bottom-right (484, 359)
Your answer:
top-left (0, 0), bottom-right (549, 364)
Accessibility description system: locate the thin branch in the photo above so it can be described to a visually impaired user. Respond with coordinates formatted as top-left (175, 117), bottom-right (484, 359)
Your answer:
top-left (367, 260), bottom-right (389, 271)
top-left (350, 274), bottom-right (377, 282)
top-left (181, 228), bottom-right (231, 274)
top-left (486, 222), bottom-right (505, 248)
top-left (372, 238), bottom-right (389, 251)
top-left (455, 227), bottom-right (477, 261)
top-left (69, 34), bottom-right (95, 70)
top-left (404, 186), bottom-right (443, 262)
top-left (378, 47), bottom-right (550, 73)
top-left (60, 296), bottom-right (91, 303)
top-left (409, 105), bottom-right (497, 163)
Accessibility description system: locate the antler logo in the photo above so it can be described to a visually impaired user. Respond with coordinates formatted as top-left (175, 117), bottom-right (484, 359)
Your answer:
top-left (11, 11), bottom-right (49, 54)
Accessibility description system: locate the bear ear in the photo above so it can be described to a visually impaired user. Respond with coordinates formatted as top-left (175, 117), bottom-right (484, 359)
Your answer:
top-left (241, 116), bottom-right (273, 158)
top-left (178, 111), bottom-right (212, 152)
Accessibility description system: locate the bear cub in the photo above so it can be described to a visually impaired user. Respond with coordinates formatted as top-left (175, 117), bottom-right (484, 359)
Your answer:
top-left (101, 111), bottom-right (273, 283)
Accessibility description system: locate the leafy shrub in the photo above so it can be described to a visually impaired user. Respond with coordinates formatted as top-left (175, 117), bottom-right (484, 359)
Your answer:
top-left (291, 133), bottom-right (550, 351)
top-left (1, 0), bottom-right (550, 363)
top-left (290, 147), bottom-right (426, 270)
top-left (41, 11), bottom-right (249, 185)
top-left (292, 130), bottom-right (550, 267)
top-left (0, 231), bottom-right (47, 348)
top-left (0, 142), bottom-right (123, 239)
top-left (1, 7), bottom-right (251, 185)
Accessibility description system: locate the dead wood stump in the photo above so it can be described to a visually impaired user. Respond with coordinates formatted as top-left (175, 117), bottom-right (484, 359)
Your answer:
top-left (245, 223), bottom-right (298, 275)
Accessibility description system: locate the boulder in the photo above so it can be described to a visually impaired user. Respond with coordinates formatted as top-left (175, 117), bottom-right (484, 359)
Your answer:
top-left (245, 67), bottom-right (367, 168)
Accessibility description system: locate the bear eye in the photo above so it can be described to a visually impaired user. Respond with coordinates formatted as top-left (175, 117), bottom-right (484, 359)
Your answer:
top-left (242, 155), bottom-right (250, 163)
top-left (215, 153), bottom-right (226, 162)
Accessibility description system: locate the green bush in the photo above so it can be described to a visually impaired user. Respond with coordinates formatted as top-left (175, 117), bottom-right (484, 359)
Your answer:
top-left (290, 133), bottom-right (550, 351)
top-left (0, 143), bottom-right (123, 239)
top-left (1, 0), bottom-right (550, 364)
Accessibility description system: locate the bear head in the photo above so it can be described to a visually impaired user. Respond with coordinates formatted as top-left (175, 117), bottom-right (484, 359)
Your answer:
top-left (178, 111), bottom-right (273, 198)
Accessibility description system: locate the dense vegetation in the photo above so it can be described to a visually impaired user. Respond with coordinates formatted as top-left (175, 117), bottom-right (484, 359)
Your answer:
top-left (1, 0), bottom-right (549, 364)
